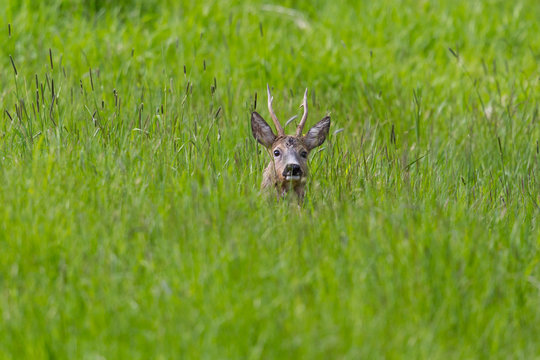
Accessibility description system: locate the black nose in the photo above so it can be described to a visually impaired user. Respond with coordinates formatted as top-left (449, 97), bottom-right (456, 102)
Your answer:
top-left (283, 164), bottom-right (302, 177)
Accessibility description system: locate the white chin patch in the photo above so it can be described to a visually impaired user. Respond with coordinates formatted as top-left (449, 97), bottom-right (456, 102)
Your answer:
top-left (285, 175), bottom-right (301, 181)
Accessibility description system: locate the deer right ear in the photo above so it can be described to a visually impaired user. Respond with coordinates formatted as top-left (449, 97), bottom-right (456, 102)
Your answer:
top-left (251, 112), bottom-right (276, 148)
top-left (304, 116), bottom-right (331, 150)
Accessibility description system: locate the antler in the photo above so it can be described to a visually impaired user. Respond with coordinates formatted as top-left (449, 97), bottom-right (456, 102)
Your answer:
top-left (267, 84), bottom-right (285, 136)
top-left (295, 88), bottom-right (308, 136)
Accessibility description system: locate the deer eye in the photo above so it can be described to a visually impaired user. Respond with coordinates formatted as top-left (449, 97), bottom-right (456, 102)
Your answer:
top-left (301, 151), bottom-right (308, 158)
top-left (273, 149), bottom-right (281, 157)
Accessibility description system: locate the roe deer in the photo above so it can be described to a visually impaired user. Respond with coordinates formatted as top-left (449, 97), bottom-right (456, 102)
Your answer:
top-left (251, 85), bottom-right (331, 201)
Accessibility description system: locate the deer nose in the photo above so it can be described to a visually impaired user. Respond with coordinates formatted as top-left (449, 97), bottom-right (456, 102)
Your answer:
top-left (283, 164), bottom-right (303, 177)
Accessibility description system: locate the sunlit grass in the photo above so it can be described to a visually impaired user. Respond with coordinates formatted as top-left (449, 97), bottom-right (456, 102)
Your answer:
top-left (1, 0), bottom-right (539, 358)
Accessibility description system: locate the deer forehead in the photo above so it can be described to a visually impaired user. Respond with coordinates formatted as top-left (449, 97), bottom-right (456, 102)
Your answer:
top-left (272, 136), bottom-right (307, 151)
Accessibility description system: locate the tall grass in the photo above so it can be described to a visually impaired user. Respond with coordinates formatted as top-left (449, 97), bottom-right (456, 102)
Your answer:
top-left (1, 0), bottom-right (539, 358)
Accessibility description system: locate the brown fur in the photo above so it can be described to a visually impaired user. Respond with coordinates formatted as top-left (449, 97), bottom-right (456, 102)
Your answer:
top-left (261, 136), bottom-right (310, 200)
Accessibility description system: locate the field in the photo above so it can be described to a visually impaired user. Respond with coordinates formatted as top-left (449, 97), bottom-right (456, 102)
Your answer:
top-left (1, 0), bottom-right (539, 358)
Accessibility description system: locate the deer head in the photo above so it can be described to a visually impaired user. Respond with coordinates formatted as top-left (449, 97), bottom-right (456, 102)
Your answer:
top-left (251, 85), bottom-right (331, 200)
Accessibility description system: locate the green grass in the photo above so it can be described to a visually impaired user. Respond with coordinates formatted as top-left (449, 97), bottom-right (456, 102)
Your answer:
top-left (1, 0), bottom-right (539, 358)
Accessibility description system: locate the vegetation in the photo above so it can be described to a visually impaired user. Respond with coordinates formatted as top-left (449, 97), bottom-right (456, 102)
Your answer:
top-left (1, 0), bottom-right (539, 358)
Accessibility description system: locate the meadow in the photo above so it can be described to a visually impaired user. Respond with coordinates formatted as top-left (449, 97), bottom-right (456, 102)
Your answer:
top-left (1, 0), bottom-right (539, 358)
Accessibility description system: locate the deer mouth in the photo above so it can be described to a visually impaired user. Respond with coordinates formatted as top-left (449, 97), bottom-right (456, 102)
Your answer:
top-left (284, 175), bottom-right (302, 181)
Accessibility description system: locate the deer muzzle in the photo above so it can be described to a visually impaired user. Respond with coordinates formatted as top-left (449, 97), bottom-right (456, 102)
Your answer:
top-left (283, 163), bottom-right (303, 181)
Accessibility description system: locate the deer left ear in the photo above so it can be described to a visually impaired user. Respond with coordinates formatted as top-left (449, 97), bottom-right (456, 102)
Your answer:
top-left (304, 116), bottom-right (331, 150)
top-left (251, 112), bottom-right (277, 148)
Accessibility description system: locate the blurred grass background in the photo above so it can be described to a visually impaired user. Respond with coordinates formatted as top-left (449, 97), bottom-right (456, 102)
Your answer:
top-left (1, 0), bottom-right (539, 358)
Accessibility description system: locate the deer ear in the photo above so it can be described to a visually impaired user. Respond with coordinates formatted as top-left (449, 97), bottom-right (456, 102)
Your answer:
top-left (304, 116), bottom-right (331, 150)
top-left (251, 112), bottom-right (276, 148)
